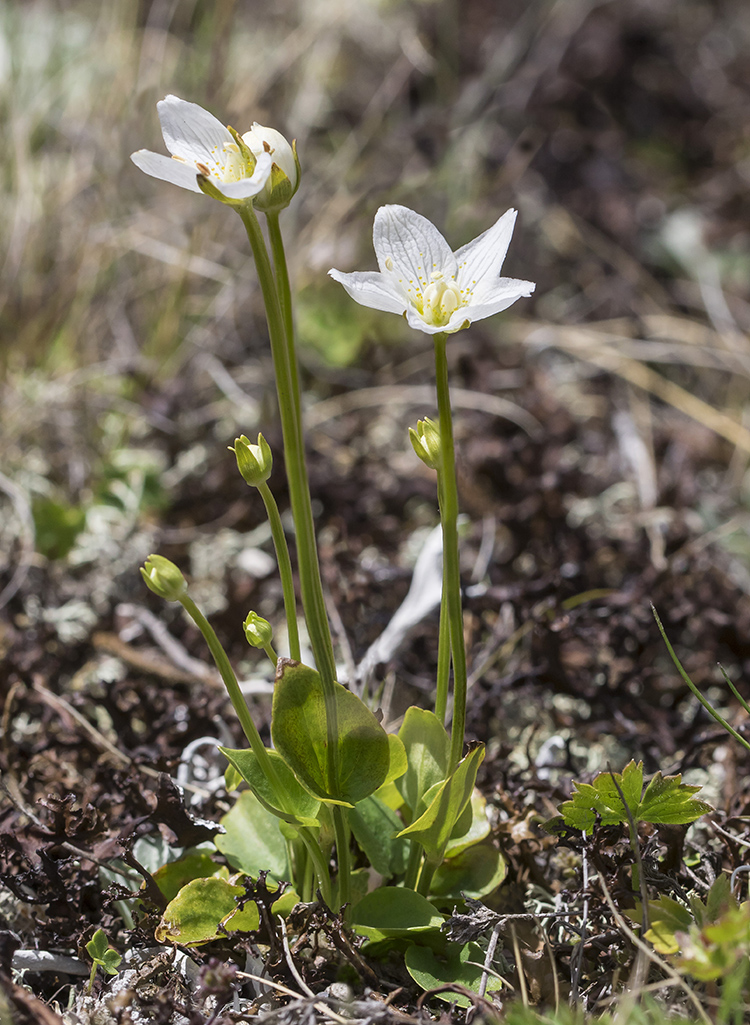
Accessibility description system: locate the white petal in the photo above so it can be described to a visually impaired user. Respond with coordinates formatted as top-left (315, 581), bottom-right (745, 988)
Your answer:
top-left (444, 277), bottom-right (535, 331)
top-left (328, 269), bottom-right (406, 315)
top-left (373, 206), bottom-right (456, 308)
top-left (242, 123), bottom-right (297, 186)
top-left (211, 152), bottom-right (273, 198)
top-left (130, 149), bottom-right (202, 192)
top-left (157, 94), bottom-right (234, 165)
top-left (454, 209), bottom-right (518, 301)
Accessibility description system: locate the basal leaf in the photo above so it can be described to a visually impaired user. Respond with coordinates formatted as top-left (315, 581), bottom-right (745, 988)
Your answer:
top-left (350, 887), bottom-right (443, 938)
top-left (405, 940), bottom-right (505, 1006)
top-left (272, 660), bottom-right (390, 806)
top-left (216, 790), bottom-right (290, 881)
top-left (348, 795), bottom-right (409, 878)
top-left (219, 746), bottom-right (320, 827)
top-left (154, 876), bottom-right (260, 945)
top-left (396, 707), bottom-right (450, 818)
top-left (397, 746), bottom-right (484, 859)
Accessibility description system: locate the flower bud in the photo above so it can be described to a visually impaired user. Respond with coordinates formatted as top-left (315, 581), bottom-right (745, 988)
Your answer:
top-left (409, 417), bottom-right (441, 470)
top-left (241, 124), bottom-right (300, 212)
top-left (230, 433), bottom-right (273, 487)
top-left (141, 554), bottom-right (188, 602)
top-left (243, 611), bottom-right (273, 649)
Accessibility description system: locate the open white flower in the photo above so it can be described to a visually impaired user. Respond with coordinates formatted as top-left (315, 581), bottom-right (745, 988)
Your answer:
top-left (131, 95), bottom-right (272, 201)
top-left (329, 205), bottom-right (535, 335)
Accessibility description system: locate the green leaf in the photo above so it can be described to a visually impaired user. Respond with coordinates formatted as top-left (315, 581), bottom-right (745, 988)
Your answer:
top-left (405, 940), bottom-right (505, 1006)
top-left (85, 930), bottom-right (121, 977)
top-left (630, 895), bottom-right (694, 955)
top-left (271, 660), bottom-right (390, 806)
top-left (397, 746), bottom-right (485, 859)
top-left (215, 790), bottom-right (290, 881)
top-left (429, 844), bottom-right (507, 903)
top-left (559, 760), bottom-right (712, 832)
top-left (350, 886), bottom-right (444, 939)
top-left (444, 790), bottom-right (491, 858)
top-left (348, 795), bottom-right (409, 878)
top-left (219, 746), bottom-right (320, 827)
top-left (155, 876), bottom-right (260, 945)
top-left (396, 707), bottom-right (450, 818)
top-left (152, 851), bottom-right (224, 903)
top-left (383, 732), bottom-right (408, 786)
top-left (638, 771), bottom-right (713, 825)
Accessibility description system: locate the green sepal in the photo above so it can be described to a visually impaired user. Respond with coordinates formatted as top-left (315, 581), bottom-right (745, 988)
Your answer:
top-left (219, 745), bottom-right (320, 827)
top-left (271, 659), bottom-right (390, 806)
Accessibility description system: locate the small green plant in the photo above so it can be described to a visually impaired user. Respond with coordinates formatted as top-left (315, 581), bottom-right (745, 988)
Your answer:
top-left (85, 929), bottom-right (122, 991)
top-left (129, 94), bottom-right (533, 999)
top-left (556, 759), bottom-right (712, 834)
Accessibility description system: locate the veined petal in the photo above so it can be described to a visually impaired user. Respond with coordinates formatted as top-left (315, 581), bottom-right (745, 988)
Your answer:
top-left (373, 206), bottom-right (456, 308)
top-left (445, 277), bottom-right (536, 331)
top-left (328, 269), bottom-right (406, 316)
top-left (130, 149), bottom-right (203, 192)
top-left (454, 209), bottom-right (518, 301)
top-left (157, 94), bottom-right (234, 165)
top-left (211, 152), bottom-right (273, 199)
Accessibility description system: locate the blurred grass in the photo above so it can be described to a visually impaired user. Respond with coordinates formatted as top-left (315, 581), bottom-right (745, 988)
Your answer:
top-left (3, 0), bottom-right (750, 543)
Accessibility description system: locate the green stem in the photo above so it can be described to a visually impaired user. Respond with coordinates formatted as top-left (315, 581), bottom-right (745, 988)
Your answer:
top-left (180, 595), bottom-right (281, 793)
top-left (332, 805), bottom-right (351, 910)
top-left (416, 856), bottom-right (439, 898)
top-left (266, 211), bottom-right (298, 397)
top-left (181, 595), bottom-right (332, 903)
top-left (257, 480), bottom-right (301, 661)
top-left (263, 643), bottom-right (278, 666)
top-left (237, 205), bottom-right (339, 790)
top-left (434, 473), bottom-right (450, 725)
top-left (403, 840), bottom-right (424, 891)
top-left (433, 333), bottom-right (467, 774)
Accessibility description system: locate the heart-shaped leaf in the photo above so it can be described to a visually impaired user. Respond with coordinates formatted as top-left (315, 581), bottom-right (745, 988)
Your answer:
top-left (154, 876), bottom-right (260, 945)
top-left (350, 886), bottom-right (444, 938)
top-left (271, 659), bottom-right (389, 806)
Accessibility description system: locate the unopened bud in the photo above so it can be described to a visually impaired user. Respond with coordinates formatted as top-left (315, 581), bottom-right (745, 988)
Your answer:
top-left (241, 124), bottom-right (300, 213)
top-left (409, 417), bottom-right (441, 470)
top-left (243, 611), bottom-right (273, 649)
top-left (231, 433), bottom-right (273, 487)
top-left (141, 554), bottom-right (188, 602)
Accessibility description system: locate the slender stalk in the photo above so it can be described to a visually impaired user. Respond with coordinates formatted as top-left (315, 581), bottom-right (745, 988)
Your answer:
top-left (332, 805), bottom-right (352, 909)
top-left (257, 480), bottom-right (301, 661)
top-left (237, 205), bottom-right (339, 791)
top-left (433, 333), bottom-right (467, 774)
top-left (416, 856), bottom-right (439, 898)
top-left (180, 593), bottom-right (333, 904)
top-left (266, 211), bottom-right (297, 398)
top-left (180, 595), bottom-right (280, 791)
top-left (262, 643), bottom-right (278, 666)
top-left (434, 474), bottom-right (450, 725)
top-left (403, 840), bottom-right (424, 891)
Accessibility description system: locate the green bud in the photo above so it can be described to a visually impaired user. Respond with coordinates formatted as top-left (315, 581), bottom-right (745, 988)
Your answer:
top-left (141, 554), bottom-right (188, 602)
top-left (409, 417), bottom-right (441, 470)
top-left (243, 611), bottom-right (273, 648)
top-left (241, 124), bottom-right (300, 213)
top-left (230, 432), bottom-right (273, 487)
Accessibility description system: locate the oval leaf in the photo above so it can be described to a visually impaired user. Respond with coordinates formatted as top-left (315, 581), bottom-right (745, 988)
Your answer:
top-left (154, 876), bottom-right (259, 945)
top-left (216, 790), bottom-right (290, 881)
top-left (220, 746), bottom-right (320, 826)
top-left (405, 940), bottom-right (505, 1006)
top-left (396, 707), bottom-right (450, 817)
top-left (272, 659), bottom-right (389, 805)
top-left (351, 886), bottom-right (444, 937)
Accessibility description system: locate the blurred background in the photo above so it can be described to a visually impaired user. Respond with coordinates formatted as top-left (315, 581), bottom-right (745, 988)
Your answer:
top-left (3, 0), bottom-right (750, 763)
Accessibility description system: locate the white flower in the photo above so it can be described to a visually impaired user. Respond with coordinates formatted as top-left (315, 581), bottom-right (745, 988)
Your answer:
top-left (241, 122), bottom-right (300, 212)
top-left (131, 95), bottom-right (272, 201)
top-left (329, 205), bottom-right (535, 335)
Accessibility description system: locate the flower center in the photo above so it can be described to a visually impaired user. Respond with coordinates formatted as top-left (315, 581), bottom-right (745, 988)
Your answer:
top-left (421, 271), bottom-right (462, 326)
